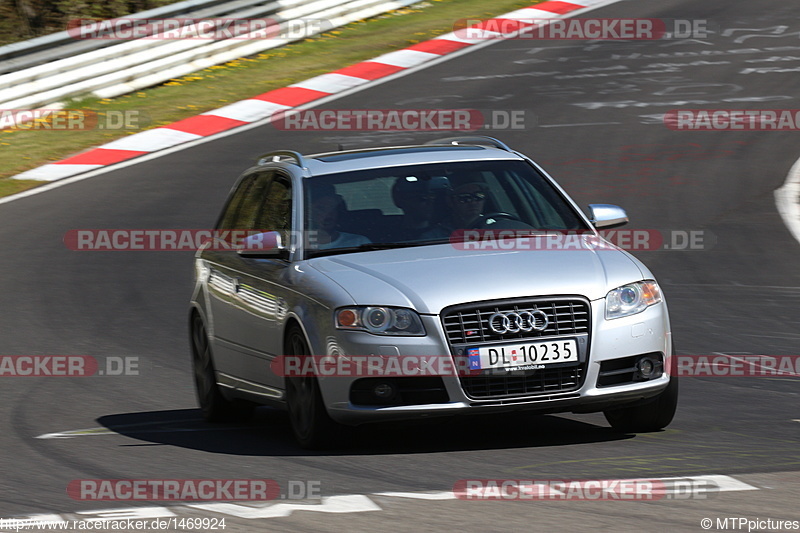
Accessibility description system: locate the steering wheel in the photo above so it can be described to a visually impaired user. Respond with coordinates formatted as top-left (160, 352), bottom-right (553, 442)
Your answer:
top-left (469, 212), bottom-right (522, 229)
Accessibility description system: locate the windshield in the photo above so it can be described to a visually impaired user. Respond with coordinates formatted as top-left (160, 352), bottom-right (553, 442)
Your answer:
top-left (303, 160), bottom-right (589, 258)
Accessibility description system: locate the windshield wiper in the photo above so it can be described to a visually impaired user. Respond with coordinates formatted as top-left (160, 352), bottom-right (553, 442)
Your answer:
top-left (306, 240), bottom-right (449, 258)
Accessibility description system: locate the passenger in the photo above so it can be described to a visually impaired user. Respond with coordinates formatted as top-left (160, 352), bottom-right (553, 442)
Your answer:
top-left (309, 191), bottom-right (370, 250)
top-left (386, 176), bottom-right (449, 241)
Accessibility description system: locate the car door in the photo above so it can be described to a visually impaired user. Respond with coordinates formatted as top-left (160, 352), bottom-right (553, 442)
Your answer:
top-left (205, 170), bottom-right (295, 395)
top-left (204, 170), bottom-right (276, 384)
top-left (226, 172), bottom-right (295, 391)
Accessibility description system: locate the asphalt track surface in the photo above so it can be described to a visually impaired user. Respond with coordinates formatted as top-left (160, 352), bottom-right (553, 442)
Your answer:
top-left (1, 0), bottom-right (799, 530)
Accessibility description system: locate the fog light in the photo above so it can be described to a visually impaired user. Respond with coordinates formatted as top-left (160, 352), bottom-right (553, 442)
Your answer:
top-left (636, 357), bottom-right (657, 379)
top-left (373, 382), bottom-right (395, 399)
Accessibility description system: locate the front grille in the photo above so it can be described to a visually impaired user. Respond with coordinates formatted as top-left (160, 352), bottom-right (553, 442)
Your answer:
top-left (461, 366), bottom-right (583, 399)
top-left (442, 297), bottom-right (591, 399)
top-left (442, 298), bottom-right (590, 345)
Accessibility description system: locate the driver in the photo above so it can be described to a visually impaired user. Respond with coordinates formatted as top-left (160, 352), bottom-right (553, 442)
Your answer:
top-left (448, 182), bottom-right (487, 229)
top-left (421, 181), bottom-right (488, 240)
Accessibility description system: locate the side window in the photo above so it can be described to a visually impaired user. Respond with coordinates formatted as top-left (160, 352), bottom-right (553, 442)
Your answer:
top-left (255, 174), bottom-right (293, 246)
top-left (217, 175), bottom-right (256, 231)
top-left (217, 172), bottom-right (274, 245)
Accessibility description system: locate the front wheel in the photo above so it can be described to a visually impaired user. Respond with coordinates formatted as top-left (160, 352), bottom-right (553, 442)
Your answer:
top-left (284, 325), bottom-right (342, 449)
top-left (603, 376), bottom-right (678, 433)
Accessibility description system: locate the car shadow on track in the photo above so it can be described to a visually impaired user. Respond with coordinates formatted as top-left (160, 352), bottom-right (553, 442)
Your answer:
top-left (97, 408), bottom-right (634, 456)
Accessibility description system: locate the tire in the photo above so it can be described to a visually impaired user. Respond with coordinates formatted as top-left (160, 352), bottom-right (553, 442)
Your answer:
top-left (190, 313), bottom-right (254, 422)
top-left (284, 325), bottom-right (341, 449)
top-left (604, 376), bottom-right (679, 433)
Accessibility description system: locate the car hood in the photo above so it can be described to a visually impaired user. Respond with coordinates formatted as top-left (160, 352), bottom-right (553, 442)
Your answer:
top-left (308, 243), bottom-right (645, 314)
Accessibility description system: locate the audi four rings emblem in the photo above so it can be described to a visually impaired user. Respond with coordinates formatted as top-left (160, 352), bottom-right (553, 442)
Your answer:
top-left (488, 310), bottom-right (549, 334)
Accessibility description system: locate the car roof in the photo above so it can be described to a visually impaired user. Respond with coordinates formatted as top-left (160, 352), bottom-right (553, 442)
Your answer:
top-left (255, 139), bottom-right (527, 177)
top-left (306, 145), bottom-right (524, 176)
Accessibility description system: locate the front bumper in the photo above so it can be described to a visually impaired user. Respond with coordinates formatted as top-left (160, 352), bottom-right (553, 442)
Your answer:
top-left (314, 298), bottom-right (671, 425)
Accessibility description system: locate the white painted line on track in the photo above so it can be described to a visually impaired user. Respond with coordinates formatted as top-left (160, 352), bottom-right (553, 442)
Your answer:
top-left (188, 495), bottom-right (382, 519)
top-left (36, 428), bottom-right (116, 439)
top-left (372, 491), bottom-right (455, 500)
top-left (35, 421), bottom-right (251, 439)
top-left (0, 475), bottom-right (762, 525)
top-left (663, 475), bottom-right (759, 492)
top-left (539, 122), bottom-right (622, 128)
top-left (75, 507), bottom-right (176, 520)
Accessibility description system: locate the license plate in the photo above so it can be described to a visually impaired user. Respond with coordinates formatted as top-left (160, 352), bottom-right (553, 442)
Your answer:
top-left (467, 339), bottom-right (578, 372)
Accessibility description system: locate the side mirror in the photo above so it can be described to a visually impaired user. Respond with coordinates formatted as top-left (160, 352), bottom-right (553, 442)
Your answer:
top-left (237, 231), bottom-right (288, 259)
top-left (588, 204), bottom-right (628, 229)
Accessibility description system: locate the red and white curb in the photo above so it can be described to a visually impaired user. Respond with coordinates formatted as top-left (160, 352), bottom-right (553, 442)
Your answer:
top-left (0, 475), bottom-right (760, 524)
top-left (13, 0), bottom-right (617, 182)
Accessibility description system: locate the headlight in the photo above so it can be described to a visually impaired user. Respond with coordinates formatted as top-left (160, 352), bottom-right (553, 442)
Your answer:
top-left (335, 306), bottom-right (425, 335)
top-left (605, 281), bottom-right (662, 319)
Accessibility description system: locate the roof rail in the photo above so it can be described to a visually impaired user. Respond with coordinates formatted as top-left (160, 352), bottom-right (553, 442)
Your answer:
top-left (425, 136), bottom-right (513, 152)
top-left (257, 150), bottom-right (307, 168)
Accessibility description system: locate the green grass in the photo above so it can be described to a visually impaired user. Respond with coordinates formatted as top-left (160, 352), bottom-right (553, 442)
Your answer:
top-left (0, 0), bottom-right (540, 198)
top-left (0, 178), bottom-right (42, 197)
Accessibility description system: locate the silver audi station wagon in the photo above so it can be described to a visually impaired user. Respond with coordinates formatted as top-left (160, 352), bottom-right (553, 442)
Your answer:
top-left (189, 137), bottom-right (677, 448)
